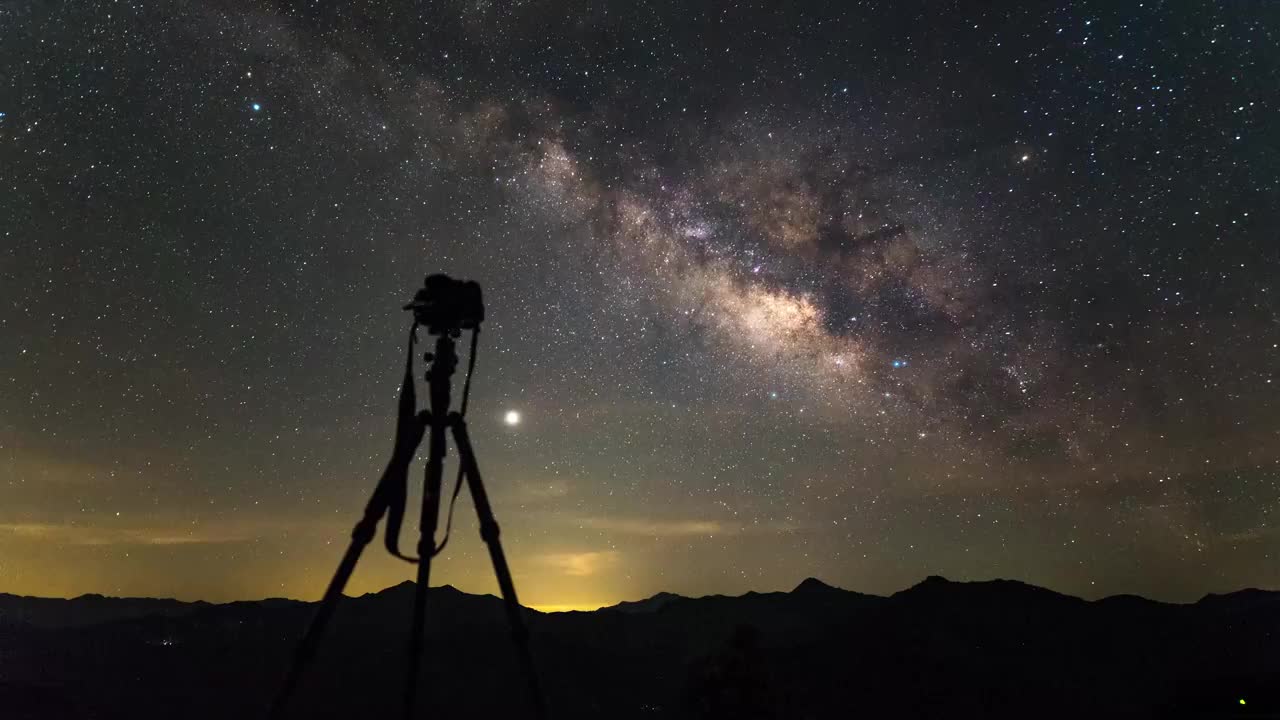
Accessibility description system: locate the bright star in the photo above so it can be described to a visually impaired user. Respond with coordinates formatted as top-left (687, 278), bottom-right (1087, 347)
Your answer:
top-left (503, 410), bottom-right (521, 426)
top-left (251, 102), bottom-right (261, 112)
top-left (892, 359), bottom-right (908, 369)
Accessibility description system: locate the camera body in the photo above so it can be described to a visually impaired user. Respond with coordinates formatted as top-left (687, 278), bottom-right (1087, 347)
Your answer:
top-left (404, 274), bottom-right (485, 335)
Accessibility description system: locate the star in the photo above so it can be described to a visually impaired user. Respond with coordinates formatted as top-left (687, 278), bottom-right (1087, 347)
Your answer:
top-left (503, 410), bottom-right (521, 426)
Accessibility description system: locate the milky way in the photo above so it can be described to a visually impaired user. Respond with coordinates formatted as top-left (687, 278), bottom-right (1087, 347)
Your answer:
top-left (2, 1), bottom-right (1278, 607)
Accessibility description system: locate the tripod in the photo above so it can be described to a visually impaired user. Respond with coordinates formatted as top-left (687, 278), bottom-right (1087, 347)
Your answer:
top-left (269, 328), bottom-right (546, 720)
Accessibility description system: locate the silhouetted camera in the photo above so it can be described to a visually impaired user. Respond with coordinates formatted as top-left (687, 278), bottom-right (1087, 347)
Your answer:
top-left (403, 274), bottom-right (485, 334)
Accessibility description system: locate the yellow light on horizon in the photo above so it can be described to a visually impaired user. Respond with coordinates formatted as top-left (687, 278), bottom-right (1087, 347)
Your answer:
top-left (528, 602), bottom-right (611, 613)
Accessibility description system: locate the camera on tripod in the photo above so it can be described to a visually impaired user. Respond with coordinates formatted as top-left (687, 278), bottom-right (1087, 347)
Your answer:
top-left (273, 272), bottom-right (545, 720)
top-left (403, 274), bottom-right (484, 335)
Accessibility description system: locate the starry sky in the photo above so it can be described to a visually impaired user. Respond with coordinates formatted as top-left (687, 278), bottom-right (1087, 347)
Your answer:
top-left (2, 0), bottom-right (1278, 610)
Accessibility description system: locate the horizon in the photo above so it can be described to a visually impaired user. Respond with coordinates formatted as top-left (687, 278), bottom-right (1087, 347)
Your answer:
top-left (4, 2), bottom-right (1278, 611)
top-left (6, 571), bottom-right (1276, 613)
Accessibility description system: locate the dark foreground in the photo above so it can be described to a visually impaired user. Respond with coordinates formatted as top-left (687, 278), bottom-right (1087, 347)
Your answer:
top-left (2, 576), bottom-right (1277, 719)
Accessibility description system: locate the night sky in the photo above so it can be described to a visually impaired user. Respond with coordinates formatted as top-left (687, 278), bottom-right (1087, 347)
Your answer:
top-left (3, 1), bottom-right (1278, 610)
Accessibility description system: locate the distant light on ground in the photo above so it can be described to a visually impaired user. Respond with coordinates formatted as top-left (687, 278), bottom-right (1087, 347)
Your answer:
top-left (504, 410), bottom-right (521, 426)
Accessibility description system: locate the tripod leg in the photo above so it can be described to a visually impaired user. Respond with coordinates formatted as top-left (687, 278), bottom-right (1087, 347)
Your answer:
top-left (404, 416), bottom-right (448, 720)
top-left (271, 333), bottom-right (424, 719)
top-left (269, 485), bottom-right (390, 719)
top-left (450, 416), bottom-right (549, 720)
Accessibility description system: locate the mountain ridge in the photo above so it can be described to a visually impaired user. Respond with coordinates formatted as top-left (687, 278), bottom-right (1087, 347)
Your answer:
top-left (2, 575), bottom-right (1278, 718)
top-left (4, 575), bottom-right (1276, 630)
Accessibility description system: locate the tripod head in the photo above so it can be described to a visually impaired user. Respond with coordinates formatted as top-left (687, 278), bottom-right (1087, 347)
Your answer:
top-left (401, 274), bottom-right (483, 410)
top-left (403, 274), bottom-right (484, 336)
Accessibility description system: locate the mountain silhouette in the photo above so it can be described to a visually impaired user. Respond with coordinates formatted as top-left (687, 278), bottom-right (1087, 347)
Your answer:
top-left (604, 591), bottom-right (685, 614)
top-left (791, 576), bottom-right (840, 594)
top-left (1, 577), bottom-right (1276, 719)
top-left (0, 591), bottom-right (209, 629)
